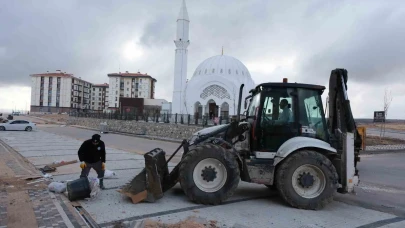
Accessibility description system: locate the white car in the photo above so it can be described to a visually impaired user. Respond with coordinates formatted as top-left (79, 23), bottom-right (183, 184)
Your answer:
top-left (0, 120), bottom-right (37, 131)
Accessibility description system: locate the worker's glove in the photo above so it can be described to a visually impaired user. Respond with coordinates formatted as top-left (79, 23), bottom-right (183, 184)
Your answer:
top-left (101, 162), bottom-right (105, 171)
top-left (80, 162), bottom-right (86, 169)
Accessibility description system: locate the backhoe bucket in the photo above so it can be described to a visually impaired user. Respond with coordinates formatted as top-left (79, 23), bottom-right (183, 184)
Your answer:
top-left (118, 148), bottom-right (172, 203)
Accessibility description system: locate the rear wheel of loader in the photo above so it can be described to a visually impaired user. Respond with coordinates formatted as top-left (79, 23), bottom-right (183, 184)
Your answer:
top-left (179, 143), bottom-right (240, 205)
top-left (276, 150), bottom-right (338, 210)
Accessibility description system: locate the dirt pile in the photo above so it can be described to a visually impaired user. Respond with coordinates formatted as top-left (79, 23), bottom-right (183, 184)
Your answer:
top-left (112, 216), bottom-right (220, 228)
top-left (32, 114), bottom-right (69, 124)
top-left (366, 135), bottom-right (405, 146)
top-left (143, 218), bottom-right (219, 228)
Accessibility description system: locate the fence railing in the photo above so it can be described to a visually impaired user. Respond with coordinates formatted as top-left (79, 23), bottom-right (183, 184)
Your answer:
top-left (69, 112), bottom-right (231, 127)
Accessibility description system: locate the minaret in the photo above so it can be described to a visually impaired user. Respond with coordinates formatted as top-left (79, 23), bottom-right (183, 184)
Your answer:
top-left (172, 0), bottom-right (190, 115)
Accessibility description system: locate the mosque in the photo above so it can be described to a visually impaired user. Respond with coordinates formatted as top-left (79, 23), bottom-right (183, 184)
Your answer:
top-left (171, 0), bottom-right (256, 118)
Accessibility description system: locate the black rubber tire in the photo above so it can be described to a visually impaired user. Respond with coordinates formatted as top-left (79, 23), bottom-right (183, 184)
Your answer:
top-left (275, 150), bottom-right (338, 210)
top-left (179, 143), bottom-right (240, 205)
top-left (0, 126), bottom-right (5, 131)
top-left (25, 126), bottom-right (32, 132)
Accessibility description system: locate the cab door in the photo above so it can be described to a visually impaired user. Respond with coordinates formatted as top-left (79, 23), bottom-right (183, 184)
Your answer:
top-left (255, 88), bottom-right (300, 154)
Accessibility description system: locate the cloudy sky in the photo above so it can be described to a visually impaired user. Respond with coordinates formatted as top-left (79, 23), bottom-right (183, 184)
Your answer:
top-left (1, 0), bottom-right (404, 118)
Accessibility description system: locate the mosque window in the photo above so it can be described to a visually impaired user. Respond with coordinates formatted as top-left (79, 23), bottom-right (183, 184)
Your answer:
top-left (200, 85), bottom-right (231, 100)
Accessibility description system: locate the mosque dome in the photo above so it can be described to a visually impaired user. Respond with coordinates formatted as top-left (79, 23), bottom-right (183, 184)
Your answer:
top-left (191, 55), bottom-right (253, 83)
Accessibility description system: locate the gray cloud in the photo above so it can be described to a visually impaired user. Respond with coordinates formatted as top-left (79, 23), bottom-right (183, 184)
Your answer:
top-left (1, 0), bottom-right (404, 118)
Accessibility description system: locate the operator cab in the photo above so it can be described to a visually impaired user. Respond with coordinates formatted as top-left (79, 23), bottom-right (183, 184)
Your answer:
top-left (245, 81), bottom-right (328, 154)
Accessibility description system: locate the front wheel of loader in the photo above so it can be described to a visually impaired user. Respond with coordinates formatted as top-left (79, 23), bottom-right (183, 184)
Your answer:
top-left (179, 144), bottom-right (240, 205)
top-left (276, 150), bottom-right (338, 210)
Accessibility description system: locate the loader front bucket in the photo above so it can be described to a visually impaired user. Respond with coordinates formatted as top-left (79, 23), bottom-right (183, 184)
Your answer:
top-left (118, 148), bottom-right (173, 204)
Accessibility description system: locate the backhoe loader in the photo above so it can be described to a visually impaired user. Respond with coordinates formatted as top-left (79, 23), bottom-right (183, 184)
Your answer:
top-left (118, 68), bottom-right (362, 210)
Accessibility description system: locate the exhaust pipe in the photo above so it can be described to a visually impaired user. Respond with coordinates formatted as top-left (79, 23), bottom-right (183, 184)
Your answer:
top-left (237, 84), bottom-right (245, 122)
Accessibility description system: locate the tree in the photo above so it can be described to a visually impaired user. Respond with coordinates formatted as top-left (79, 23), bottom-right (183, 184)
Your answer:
top-left (380, 88), bottom-right (393, 139)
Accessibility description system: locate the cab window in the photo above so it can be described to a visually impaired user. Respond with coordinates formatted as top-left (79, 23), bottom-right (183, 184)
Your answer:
top-left (261, 88), bottom-right (295, 125)
top-left (298, 88), bottom-right (327, 141)
top-left (247, 93), bottom-right (261, 117)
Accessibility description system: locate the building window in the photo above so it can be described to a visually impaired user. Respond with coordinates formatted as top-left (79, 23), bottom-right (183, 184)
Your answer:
top-left (220, 69), bottom-right (223, 73)
top-left (92, 102), bottom-right (94, 105)
top-left (93, 88), bottom-right (95, 91)
top-left (205, 69), bottom-right (207, 74)
top-left (127, 88), bottom-right (129, 91)
top-left (99, 93), bottom-right (101, 96)
top-left (116, 91), bottom-right (118, 95)
top-left (236, 70), bottom-right (238, 74)
top-left (212, 69), bottom-right (215, 73)
top-left (115, 97), bottom-right (117, 101)
top-left (228, 69), bottom-right (231, 74)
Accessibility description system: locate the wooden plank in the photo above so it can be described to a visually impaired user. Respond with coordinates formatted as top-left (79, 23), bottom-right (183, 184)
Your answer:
top-left (117, 189), bottom-right (147, 204)
top-left (47, 160), bottom-right (78, 168)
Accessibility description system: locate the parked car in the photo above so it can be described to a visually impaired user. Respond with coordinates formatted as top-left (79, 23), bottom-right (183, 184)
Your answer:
top-left (0, 120), bottom-right (37, 131)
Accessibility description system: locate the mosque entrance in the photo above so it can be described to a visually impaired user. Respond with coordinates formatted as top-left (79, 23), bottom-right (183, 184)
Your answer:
top-left (207, 99), bottom-right (218, 119)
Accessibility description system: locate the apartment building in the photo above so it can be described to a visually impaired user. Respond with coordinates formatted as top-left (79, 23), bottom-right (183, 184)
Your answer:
top-left (91, 83), bottom-right (109, 112)
top-left (107, 71), bottom-right (157, 110)
top-left (30, 71), bottom-right (92, 113)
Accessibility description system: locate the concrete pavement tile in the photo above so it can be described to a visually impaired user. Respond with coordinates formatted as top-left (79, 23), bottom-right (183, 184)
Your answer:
top-left (136, 198), bottom-right (398, 228)
top-left (80, 181), bottom-right (272, 224)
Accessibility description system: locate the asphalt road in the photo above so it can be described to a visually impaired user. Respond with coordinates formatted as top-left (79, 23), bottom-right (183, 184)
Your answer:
top-left (336, 153), bottom-right (405, 217)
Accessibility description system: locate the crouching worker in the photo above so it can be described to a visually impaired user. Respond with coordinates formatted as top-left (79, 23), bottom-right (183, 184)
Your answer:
top-left (78, 134), bottom-right (106, 190)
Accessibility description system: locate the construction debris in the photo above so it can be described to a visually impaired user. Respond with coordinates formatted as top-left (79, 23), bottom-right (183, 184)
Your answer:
top-left (48, 182), bottom-right (67, 193)
top-left (39, 160), bottom-right (78, 173)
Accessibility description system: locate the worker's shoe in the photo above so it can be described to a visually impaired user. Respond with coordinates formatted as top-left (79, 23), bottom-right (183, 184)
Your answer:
top-left (99, 179), bottom-right (105, 190)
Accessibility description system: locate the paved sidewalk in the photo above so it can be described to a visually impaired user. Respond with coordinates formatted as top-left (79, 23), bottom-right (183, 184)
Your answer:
top-left (0, 139), bottom-right (87, 228)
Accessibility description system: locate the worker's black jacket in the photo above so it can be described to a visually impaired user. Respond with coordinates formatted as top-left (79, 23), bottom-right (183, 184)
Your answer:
top-left (78, 139), bottom-right (106, 163)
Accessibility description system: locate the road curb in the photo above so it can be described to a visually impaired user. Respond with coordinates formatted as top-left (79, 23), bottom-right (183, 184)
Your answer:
top-left (69, 125), bottom-right (184, 144)
top-left (362, 149), bottom-right (405, 155)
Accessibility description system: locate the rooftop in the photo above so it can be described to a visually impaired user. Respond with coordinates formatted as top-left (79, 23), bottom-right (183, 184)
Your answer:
top-left (93, 83), bottom-right (109, 87)
top-left (107, 71), bottom-right (157, 81)
top-left (30, 71), bottom-right (93, 85)
top-left (30, 71), bottom-right (73, 77)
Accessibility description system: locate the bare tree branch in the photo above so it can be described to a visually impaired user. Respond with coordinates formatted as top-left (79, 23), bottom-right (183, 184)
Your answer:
top-left (380, 88), bottom-right (393, 139)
